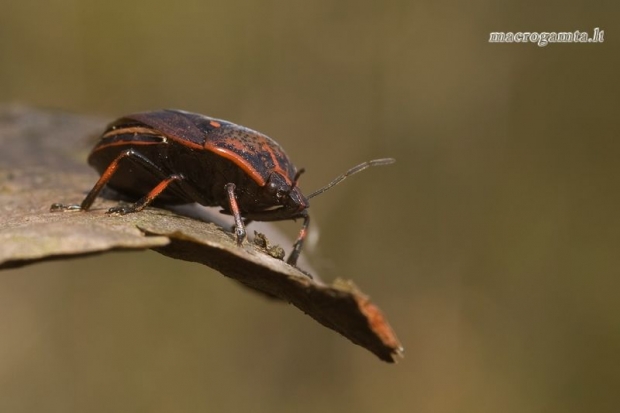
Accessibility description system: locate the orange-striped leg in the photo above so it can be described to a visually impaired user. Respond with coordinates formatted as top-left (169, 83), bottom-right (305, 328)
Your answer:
top-left (107, 174), bottom-right (184, 215)
top-left (287, 212), bottom-right (310, 266)
top-left (50, 149), bottom-right (178, 213)
top-left (225, 183), bottom-right (246, 245)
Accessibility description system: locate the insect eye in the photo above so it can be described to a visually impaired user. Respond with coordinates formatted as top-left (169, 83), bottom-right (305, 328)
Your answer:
top-left (276, 189), bottom-right (286, 199)
top-left (266, 181), bottom-right (278, 193)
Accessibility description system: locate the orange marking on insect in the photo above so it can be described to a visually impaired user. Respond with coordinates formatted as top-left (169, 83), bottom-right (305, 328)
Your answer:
top-left (209, 120), bottom-right (221, 128)
top-left (95, 140), bottom-right (163, 151)
top-left (103, 126), bottom-right (159, 138)
top-left (204, 144), bottom-right (267, 186)
top-left (260, 141), bottom-right (292, 185)
top-left (227, 139), bottom-right (248, 153)
top-left (159, 135), bottom-right (203, 150)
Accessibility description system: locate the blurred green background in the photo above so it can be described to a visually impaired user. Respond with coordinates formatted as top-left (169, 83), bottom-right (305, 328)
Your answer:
top-left (1, 1), bottom-right (619, 412)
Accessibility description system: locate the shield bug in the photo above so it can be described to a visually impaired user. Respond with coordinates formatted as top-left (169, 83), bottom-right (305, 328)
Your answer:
top-left (51, 110), bottom-right (394, 266)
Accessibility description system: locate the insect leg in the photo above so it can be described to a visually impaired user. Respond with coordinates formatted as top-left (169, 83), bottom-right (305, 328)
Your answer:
top-left (287, 211), bottom-right (310, 266)
top-left (225, 183), bottom-right (246, 245)
top-left (107, 174), bottom-right (185, 214)
top-left (51, 148), bottom-right (181, 213)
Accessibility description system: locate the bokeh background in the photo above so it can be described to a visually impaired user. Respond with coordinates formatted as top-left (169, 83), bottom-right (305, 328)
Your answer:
top-left (1, 1), bottom-right (618, 412)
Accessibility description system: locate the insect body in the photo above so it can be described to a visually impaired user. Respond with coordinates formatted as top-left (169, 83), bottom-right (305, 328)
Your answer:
top-left (51, 110), bottom-right (394, 266)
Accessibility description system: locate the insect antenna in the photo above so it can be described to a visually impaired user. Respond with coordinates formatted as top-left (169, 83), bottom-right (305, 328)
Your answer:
top-left (291, 168), bottom-right (306, 189)
top-left (307, 158), bottom-right (395, 199)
